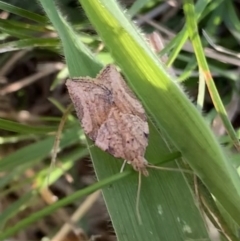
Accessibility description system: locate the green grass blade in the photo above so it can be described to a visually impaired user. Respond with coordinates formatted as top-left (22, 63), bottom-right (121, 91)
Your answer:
top-left (0, 20), bottom-right (49, 41)
top-left (38, 0), bottom-right (100, 77)
top-left (164, 0), bottom-right (211, 66)
top-left (0, 0), bottom-right (47, 24)
top-left (0, 192), bottom-right (34, 229)
top-left (223, 1), bottom-right (240, 42)
top-left (0, 38), bottom-right (59, 53)
top-left (127, 0), bottom-right (150, 17)
top-left (178, 55), bottom-right (197, 82)
top-left (0, 118), bottom-right (56, 134)
top-left (183, 0), bottom-right (240, 150)
top-left (163, 0), bottom-right (224, 66)
top-left (0, 126), bottom-right (80, 171)
top-left (0, 134), bottom-right (39, 144)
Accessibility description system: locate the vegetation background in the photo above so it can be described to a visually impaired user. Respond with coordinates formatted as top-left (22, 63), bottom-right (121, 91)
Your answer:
top-left (0, 0), bottom-right (240, 241)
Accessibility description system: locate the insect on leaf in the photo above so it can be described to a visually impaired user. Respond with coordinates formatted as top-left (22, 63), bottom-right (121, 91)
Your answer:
top-left (66, 65), bottom-right (149, 176)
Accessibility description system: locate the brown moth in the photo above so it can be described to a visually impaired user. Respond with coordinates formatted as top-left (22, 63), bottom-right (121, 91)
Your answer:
top-left (66, 64), bottom-right (149, 176)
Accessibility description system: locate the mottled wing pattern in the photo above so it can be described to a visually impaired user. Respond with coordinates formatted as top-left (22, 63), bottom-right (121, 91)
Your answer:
top-left (66, 78), bottom-right (113, 140)
top-left (97, 65), bottom-right (147, 121)
top-left (94, 107), bottom-right (123, 158)
top-left (95, 107), bottom-right (148, 173)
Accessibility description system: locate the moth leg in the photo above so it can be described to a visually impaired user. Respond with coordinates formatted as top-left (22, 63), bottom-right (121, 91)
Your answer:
top-left (120, 160), bottom-right (127, 173)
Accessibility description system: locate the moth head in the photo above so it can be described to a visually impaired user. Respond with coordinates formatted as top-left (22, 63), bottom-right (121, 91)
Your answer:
top-left (132, 157), bottom-right (149, 176)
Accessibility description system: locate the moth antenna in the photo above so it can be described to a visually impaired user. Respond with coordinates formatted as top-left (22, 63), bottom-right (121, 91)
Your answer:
top-left (120, 160), bottom-right (127, 173)
top-left (48, 104), bottom-right (73, 186)
top-left (136, 171), bottom-right (143, 225)
top-left (147, 164), bottom-right (193, 174)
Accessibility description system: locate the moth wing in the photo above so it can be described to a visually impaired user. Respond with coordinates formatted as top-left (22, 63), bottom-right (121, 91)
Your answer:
top-left (95, 110), bottom-right (124, 159)
top-left (66, 78), bottom-right (112, 140)
top-left (97, 65), bottom-right (147, 121)
top-left (95, 107), bottom-right (149, 161)
top-left (119, 112), bottom-right (149, 161)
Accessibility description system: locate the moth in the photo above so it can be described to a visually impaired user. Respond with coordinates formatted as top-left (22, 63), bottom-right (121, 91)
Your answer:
top-left (65, 65), bottom-right (192, 223)
top-left (66, 64), bottom-right (149, 176)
